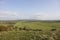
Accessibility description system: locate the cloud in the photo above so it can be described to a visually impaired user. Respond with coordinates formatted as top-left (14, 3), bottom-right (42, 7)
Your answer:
top-left (31, 12), bottom-right (60, 20)
top-left (0, 11), bottom-right (20, 20)
top-left (0, 10), bottom-right (60, 20)
top-left (0, 10), bottom-right (33, 20)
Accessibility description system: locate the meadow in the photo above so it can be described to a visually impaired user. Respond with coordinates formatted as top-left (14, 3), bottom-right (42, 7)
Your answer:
top-left (0, 20), bottom-right (60, 40)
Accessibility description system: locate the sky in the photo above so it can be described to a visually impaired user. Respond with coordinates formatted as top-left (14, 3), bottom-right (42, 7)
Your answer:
top-left (0, 0), bottom-right (60, 20)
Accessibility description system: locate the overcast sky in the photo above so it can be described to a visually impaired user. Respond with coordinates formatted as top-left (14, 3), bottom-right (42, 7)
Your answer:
top-left (0, 0), bottom-right (60, 20)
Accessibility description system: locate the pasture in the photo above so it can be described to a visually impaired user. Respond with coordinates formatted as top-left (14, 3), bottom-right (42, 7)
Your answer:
top-left (15, 21), bottom-right (60, 31)
top-left (0, 20), bottom-right (60, 40)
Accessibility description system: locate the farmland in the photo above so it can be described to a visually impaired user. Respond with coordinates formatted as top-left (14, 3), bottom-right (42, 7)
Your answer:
top-left (0, 20), bottom-right (60, 40)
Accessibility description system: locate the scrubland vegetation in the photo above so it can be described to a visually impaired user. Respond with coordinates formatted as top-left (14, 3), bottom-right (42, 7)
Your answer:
top-left (0, 20), bottom-right (60, 40)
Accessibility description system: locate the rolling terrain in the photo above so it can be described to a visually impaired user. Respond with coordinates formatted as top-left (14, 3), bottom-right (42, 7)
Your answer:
top-left (0, 20), bottom-right (60, 40)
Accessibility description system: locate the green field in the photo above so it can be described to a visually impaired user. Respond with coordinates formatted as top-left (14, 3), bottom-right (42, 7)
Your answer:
top-left (0, 20), bottom-right (60, 40)
top-left (15, 21), bottom-right (60, 30)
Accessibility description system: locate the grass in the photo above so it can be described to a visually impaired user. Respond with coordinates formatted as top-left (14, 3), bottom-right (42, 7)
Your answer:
top-left (0, 21), bottom-right (60, 40)
top-left (0, 30), bottom-right (60, 40)
top-left (14, 21), bottom-right (60, 30)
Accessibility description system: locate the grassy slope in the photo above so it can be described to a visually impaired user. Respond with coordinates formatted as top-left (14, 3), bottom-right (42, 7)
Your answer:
top-left (15, 21), bottom-right (60, 30)
top-left (0, 21), bottom-right (60, 40)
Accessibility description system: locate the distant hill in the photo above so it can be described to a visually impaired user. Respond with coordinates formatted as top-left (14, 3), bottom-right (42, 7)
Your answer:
top-left (0, 20), bottom-right (60, 24)
top-left (0, 20), bottom-right (19, 24)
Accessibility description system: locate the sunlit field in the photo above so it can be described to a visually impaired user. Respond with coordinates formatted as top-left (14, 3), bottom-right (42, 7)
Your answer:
top-left (0, 20), bottom-right (60, 40)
